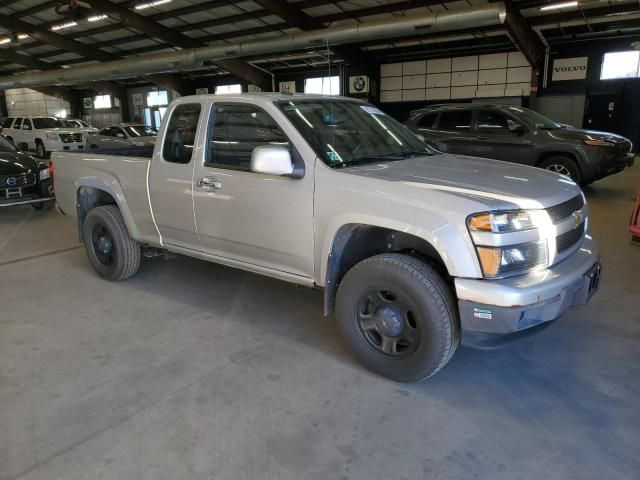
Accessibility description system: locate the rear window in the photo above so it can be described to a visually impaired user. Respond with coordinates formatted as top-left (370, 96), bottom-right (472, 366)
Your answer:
top-left (2, 117), bottom-right (14, 128)
top-left (437, 110), bottom-right (472, 131)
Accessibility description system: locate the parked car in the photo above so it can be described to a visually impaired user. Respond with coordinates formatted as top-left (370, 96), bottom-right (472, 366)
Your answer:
top-left (1, 116), bottom-right (85, 159)
top-left (0, 135), bottom-right (54, 210)
top-left (52, 94), bottom-right (601, 382)
top-left (87, 123), bottom-right (157, 149)
top-left (405, 104), bottom-right (634, 185)
top-left (65, 118), bottom-right (99, 136)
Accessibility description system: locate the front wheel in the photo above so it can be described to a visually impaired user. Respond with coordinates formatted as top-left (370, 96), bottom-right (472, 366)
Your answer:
top-left (336, 254), bottom-right (459, 382)
top-left (539, 156), bottom-right (582, 184)
top-left (35, 140), bottom-right (50, 159)
top-left (82, 205), bottom-right (141, 281)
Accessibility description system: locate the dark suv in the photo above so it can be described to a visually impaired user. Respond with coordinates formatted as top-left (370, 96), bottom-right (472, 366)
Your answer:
top-left (405, 104), bottom-right (634, 185)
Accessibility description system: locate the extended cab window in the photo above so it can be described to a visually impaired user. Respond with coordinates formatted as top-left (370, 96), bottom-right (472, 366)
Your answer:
top-left (206, 104), bottom-right (288, 170)
top-left (162, 103), bottom-right (201, 164)
top-left (437, 110), bottom-right (471, 131)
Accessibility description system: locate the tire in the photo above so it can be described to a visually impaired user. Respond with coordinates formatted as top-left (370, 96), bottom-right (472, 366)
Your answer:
top-left (31, 200), bottom-right (54, 211)
top-left (35, 140), bottom-right (50, 159)
top-left (539, 156), bottom-right (582, 184)
top-left (82, 205), bottom-right (141, 281)
top-left (335, 253), bottom-right (460, 383)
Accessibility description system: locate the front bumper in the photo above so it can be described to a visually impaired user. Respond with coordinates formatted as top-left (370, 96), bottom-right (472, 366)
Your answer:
top-left (47, 141), bottom-right (85, 152)
top-left (455, 235), bottom-right (600, 348)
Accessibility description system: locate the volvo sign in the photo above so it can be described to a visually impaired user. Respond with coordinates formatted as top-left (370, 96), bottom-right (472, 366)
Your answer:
top-left (552, 57), bottom-right (588, 81)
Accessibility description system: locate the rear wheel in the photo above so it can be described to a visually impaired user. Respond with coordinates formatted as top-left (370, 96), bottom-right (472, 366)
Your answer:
top-left (539, 156), bottom-right (582, 184)
top-left (82, 205), bottom-right (141, 281)
top-left (336, 253), bottom-right (459, 382)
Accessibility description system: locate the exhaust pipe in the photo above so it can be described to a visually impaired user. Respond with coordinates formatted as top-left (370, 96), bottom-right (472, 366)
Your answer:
top-left (0, 3), bottom-right (506, 89)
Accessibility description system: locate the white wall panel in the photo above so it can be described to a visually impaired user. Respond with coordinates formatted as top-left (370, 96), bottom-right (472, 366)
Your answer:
top-left (451, 86), bottom-right (476, 99)
top-left (402, 75), bottom-right (426, 90)
top-left (451, 70), bottom-right (478, 86)
top-left (403, 60), bottom-right (426, 75)
top-left (505, 83), bottom-right (530, 96)
top-left (402, 89), bottom-right (426, 101)
top-left (479, 53), bottom-right (508, 69)
top-left (508, 51), bottom-right (529, 68)
top-left (427, 58), bottom-right (451, 73)
top-left (380, 63), bottom-right (402, 77)
top-left (476, 85), bottom-right (506, 97)
top-left (425, 88), bottom-right (450, 100)
top-left (380, 90), bottom-right (402, 102)
top-left (426, 72), bottom-right (451, 88)
top-left (452, 55), bottom-right (478, 72)
top-left (507, 66), bottom-right (531, 84)
top-left (380, 76), bottom-right (403, 91)
top-left (478, 68), bottom-right (507, 85)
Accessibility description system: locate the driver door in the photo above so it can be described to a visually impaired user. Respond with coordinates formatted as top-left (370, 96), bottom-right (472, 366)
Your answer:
top-left (192, 102), bottom-right (314, 279)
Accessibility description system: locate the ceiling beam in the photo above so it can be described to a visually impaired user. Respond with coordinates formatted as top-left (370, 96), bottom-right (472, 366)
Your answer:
top-left (0, 14), bottom-right (119, 62)
top-left (502, 0), bottom-right (545, 66)
top-left (87, 0), bottom-right (272, 90)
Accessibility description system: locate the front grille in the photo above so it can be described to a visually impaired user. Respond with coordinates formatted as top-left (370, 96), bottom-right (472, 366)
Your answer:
top-left (0, 173), bottom-right (36, 188)
top-left (59, 133), bottom-right (83, 143)
top-left (618, 139), bottom-right (632, 154)
top-left (546, 195), bottom-right (584, 223)
top-left (557, 221), bottom-right (585, 253)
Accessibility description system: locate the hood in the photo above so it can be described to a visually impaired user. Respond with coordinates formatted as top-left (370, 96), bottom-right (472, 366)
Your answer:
top-left (0, 150), bottom-right (42, 175)
top-left (131, 137), bottom-right (157, 146)
top-left (551, 126), bottom-right (629, 144)
top-left (342, 154), bottom-right (581, 210)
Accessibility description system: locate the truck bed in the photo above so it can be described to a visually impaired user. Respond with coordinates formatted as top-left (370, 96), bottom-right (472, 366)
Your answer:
top-left (52, 150), bottom-right (160, 245)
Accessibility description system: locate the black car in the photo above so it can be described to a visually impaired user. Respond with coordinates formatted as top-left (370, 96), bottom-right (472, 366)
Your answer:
top-left (0, 135), bottom-right (54, 210)
top-left (405, 104), bottom-right (635, 185)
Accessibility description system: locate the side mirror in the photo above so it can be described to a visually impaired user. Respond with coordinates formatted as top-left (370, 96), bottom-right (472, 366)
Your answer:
top-left (250, 145), bottom-right (293, 176)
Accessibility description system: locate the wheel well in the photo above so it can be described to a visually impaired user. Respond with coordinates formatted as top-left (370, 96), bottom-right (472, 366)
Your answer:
top-left (76, 186), bottom-right (117, 242)
top-left (323, 224), bottom-right (450, 315)
top-left (536, 151), bottom-right (578, 167)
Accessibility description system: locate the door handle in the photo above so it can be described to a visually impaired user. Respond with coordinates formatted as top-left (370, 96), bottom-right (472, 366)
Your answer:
top-left (197, 176), bottom-right (222, 191)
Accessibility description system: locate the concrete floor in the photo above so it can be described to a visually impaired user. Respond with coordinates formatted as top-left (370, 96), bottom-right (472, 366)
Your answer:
top-left (1, 166), bottom-right (639, 480)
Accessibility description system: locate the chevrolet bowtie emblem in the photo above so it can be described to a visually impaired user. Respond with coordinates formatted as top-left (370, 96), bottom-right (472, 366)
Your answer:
top-left (571, 210), bottom-right (583, 229)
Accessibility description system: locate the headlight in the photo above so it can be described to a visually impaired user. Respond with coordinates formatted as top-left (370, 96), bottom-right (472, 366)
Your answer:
top-left (45, 132), bottom-right (59, 141)
top-left (584, 138), bottom-right (613, 147)
top-left (467, 210), bottom-right (548, 233)
top-left (476, 241), bottom-right (548, 278)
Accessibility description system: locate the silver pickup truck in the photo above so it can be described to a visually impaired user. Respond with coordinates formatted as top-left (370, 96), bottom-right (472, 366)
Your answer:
top-left (52, 93), bottom-right (601, 382)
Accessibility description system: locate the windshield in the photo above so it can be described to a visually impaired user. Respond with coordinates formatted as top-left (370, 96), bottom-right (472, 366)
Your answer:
top-left (276, 99), bottom-right (433, 168)
top-left (507, 106), bottom-right (561, 130)
top-left (0, 135), bottom-right (17, 152)
top-left (124, 125), bottom-right (156, 137)
top-left (32, 117), bottom-right (71, 129)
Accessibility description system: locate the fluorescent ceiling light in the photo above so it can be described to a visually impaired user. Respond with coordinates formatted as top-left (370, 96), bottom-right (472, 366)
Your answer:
top-left (0, 38), bottom-right (11, 44)
top-left (17, 34), bottom-right (29, 39)
top-left (135, 0), bottom-right (172, 10)
top-left (51, 21), bottom-right (78, 31)
top-left (539, 1), bottom-right (578, 11)
top-left (88, 14), bottom-right (108, 22)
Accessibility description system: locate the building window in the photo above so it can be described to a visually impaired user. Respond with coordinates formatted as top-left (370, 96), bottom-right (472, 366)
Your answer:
top-left (94, 94), bottom-right (112, 109)
top-left (215, 84), bottom-right (242, 94)
top-left (304, 76), bottom-right (340, 95)
top-left (600, 51), bottom-right (640, 80)
top-left (147, 90), bottom-right (168, 106)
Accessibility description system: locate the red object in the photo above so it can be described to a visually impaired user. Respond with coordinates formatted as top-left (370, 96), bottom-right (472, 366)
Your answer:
top-left (49, 161), bottom-right (54, 193)
top-left (630, 186), bottom-right (640, 239)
